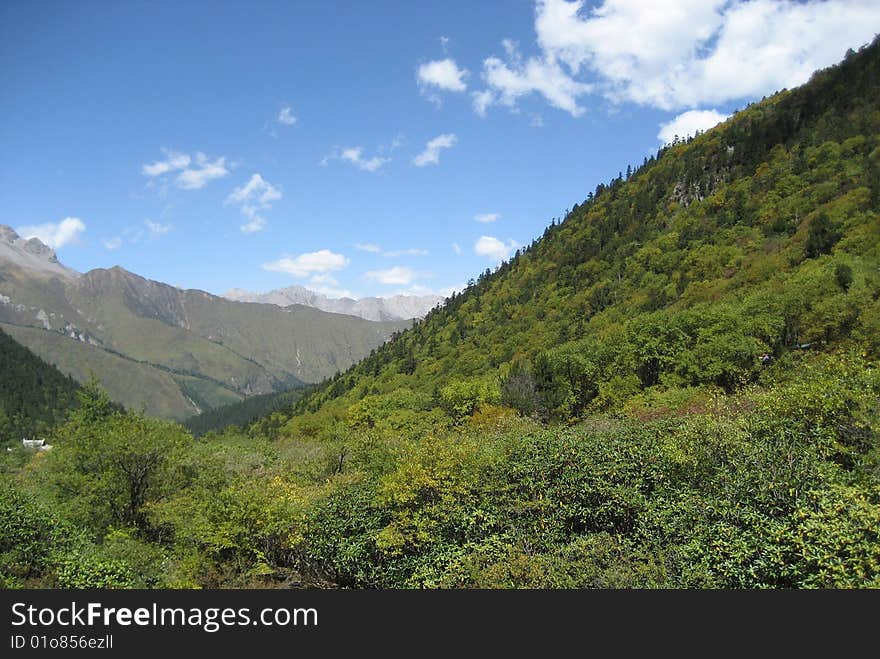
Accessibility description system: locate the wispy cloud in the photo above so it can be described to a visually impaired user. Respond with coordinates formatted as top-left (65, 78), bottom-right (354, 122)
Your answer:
top-left (142, 149), bottom-right (229, 190)
top-left (103, 236), bottom-right (123, 250)
top-left (322, 146), bottom-right (389, 173)
top-left (383, 248), bottom-right (428, 257)
top-left (474, 212), bottom-right (501, 223)
top-left (16, 217), bottom-right (85, 249)
top-left (225, 173), bottom-right (282, 234)
top-left (413, 133), bottom-right (457, 167)
top-left (452, 242), bottom-right (462, 255)
top-left (355, 242), bottom-right (382, 253)
top-left (277, 105), bottom-right (297, 125)
top-left (145, 220), bottom-right (172, 237)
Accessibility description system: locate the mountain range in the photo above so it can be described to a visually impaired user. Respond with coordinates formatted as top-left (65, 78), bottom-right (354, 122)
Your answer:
top-left (0, 227), bottom-right (409, 419)
top-left (224, 285), bottom-right (443, 322)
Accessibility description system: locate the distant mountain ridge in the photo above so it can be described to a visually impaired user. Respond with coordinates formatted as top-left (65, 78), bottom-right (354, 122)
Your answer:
top-left (225, 284), bottom-right (444, 321)
top-left (0, 227), bottom-right (407, 419)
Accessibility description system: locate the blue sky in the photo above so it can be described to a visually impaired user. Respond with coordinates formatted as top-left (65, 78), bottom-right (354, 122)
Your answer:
top-left (2, 0), bottom-right (878, 298)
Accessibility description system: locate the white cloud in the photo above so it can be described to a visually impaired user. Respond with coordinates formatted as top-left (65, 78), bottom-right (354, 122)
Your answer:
top-left (471, 90), bottom-right (495, 117)
top-left (263, 250), bottom-right (350, 278)
top-left (365, 266), bottom-right (416, 286)
top-left (413, 133), bottom-right (457, 167)
top-left (474, 213), bottom-right (500, 223)
top-left (383, 248), bottom-right (428, 257)
top-left (452, 242), bottom-right (462, 255)
top-left (103, 236), bottom-right (123, 250)
top-left (418, 58), bottom-right (469, 92)
top-left (17, 217), bottom-right (85, 249)
top-left (240, 217), bottom-right (266, 234)
top-left (481, 45), bottom-right (592, 117)
top-left (469, 0), bottom-right (880, 119)
top-left (529, 0), bottom-right (880, 112)
top-left (145, 219), bottom-right (172, 237)
top-left (440, 36), bottom-right (450, 53)
top-left (225, 173), bottom-right (282, 234)
top-left (323, 146), bottom-right (390, 173)
top-left (474, 235), bottom-right (518, 261)
top-left (142, 150), bottom-right (191, 177)
top-left (176, 153), bottom-right (229, 189)
top-left (355, 242), bottom-right (382, 253)
top-left (142, 149), bottom-right (229, 190)
top-left (277, 105), bottom-right (297, 125)
top-left (226, 173), bottom-right (282, 207)
top-left (657, 109), bottom-right (729, 144)
top-left (342, 147), bottom-right (388, 172)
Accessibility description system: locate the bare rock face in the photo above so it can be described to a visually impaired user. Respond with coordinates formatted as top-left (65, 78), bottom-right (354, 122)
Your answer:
top-left (0, 225), bottom-right (78, 280)
top-left (0, 226), bottom-right (19, 243)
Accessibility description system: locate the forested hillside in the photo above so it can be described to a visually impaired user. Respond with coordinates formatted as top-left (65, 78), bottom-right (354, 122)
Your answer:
top-left (285, 39), bottom-right (879, 429)
top-left (0, 328), bottom-right (79, 446)
top-left (3, 39), bottom-right (879, 590)
top-left (184, 386), bottom-right (304, 437)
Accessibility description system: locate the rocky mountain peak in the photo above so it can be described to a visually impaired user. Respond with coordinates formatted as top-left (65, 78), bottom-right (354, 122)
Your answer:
top-left (0, 224), bottom-right (77, 279)
top-left (0, 225), bottom-right (21, 243)
top-left (22, 236), bottom-right (56, 260)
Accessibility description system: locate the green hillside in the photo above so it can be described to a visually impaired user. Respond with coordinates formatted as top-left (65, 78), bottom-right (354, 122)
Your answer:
top-left (183, 386), bottom-right (305, 437)
top-left (0, 327), bottom-right (79, 446)
top-left (285, 40), bottom-right (880, 426)
top-left (0, 262), bottom-right (406, 419)
top-left (4, 39), bottom-right (879, 590)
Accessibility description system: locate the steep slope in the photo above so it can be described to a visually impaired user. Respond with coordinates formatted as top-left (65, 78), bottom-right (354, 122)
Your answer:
top-left (0, 234), bottom-right (408, 419)
top-left (278, 38), bottom-right (880, 427)
top-left (225, 285), bottom-right (443, 321)
top-left (0, 327), bottom-right (79, 444)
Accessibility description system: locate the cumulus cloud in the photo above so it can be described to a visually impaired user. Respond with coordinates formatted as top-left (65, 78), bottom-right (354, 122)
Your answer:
top-left (474, 213), bottom-right (500, 223)
top-left (277, 105), bottom-right (297, 125)
top-left (474, 235), bottom-right (518, 261)
top-left (418, 58), bottom-right (469, 92)
top-left (413, 133), bottom-right (457, 167)
top-left (263, 250), bottom-right (350, 278)
top-left (142, 149), bottom-right (229, 190)
top-left (225, 173), bottom-right (282, 234)
top-left (536, 0), bottom-right (880, 111)
top-left (17, 217), bottom-right (86, 249)
top-left (365, 266), bottom-right (417, 286)
top-left (472, 0), bottom-right (880, 118)
top-left (657, 109), bottom-right (729, 144)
